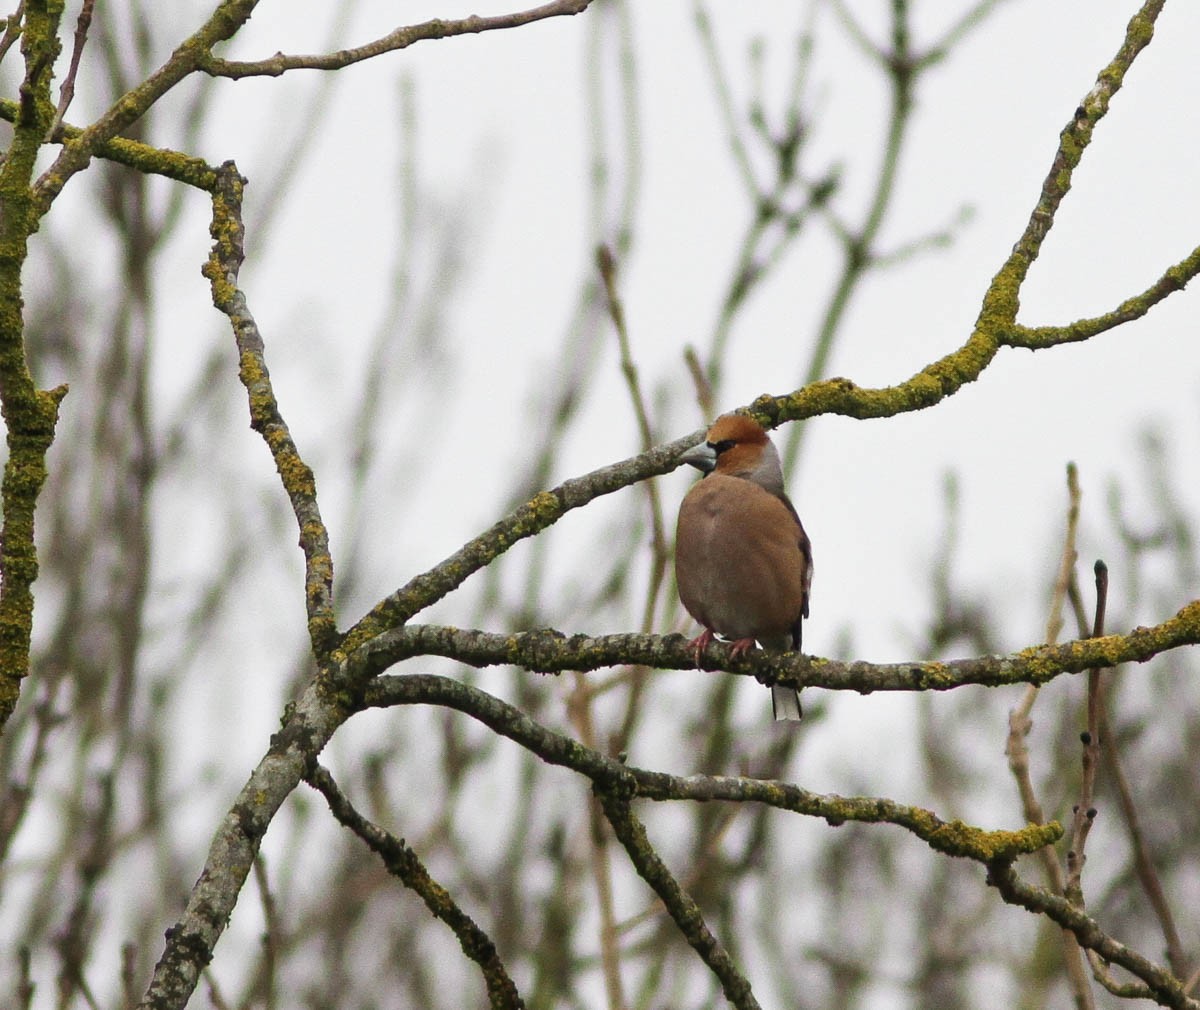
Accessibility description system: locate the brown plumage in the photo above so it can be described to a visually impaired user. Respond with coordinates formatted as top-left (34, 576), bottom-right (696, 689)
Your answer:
top-left (674, 414), bottom-right (812, 720)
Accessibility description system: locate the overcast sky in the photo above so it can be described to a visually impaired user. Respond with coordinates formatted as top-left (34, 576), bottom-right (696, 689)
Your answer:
top-left (33, 0), bottom-right (1197, 772)
top-left (175, 2), bottom-right (1198, 649)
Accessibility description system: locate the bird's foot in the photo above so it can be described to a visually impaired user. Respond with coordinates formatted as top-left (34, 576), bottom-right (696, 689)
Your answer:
top-left (687, 628), bottom-right (716, 666)
top-left (728, 638), bottom-right (758, 660)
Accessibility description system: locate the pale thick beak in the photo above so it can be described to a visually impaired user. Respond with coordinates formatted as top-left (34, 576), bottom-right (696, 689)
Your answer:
top-left (679, 440), bottom-right (717, 474)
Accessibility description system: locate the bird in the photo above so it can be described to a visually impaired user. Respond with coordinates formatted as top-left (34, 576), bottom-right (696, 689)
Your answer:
top-left (674, 413), bottom-right (812, 721)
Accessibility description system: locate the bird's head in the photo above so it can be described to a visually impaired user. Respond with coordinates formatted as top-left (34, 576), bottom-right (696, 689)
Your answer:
top-left (679, 413), bottom-right (785, 493)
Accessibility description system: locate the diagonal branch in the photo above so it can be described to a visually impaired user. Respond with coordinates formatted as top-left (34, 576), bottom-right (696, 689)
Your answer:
top-left (32, 0), bottom-right (262, 212)
top-left (201, 162), bottom-right (337, 656)
top-left (595, 785), bottom-right (761, 1010)
top-left (999, 0), bottom-right (1166, 293)
top-left (199, 0), bottom-right (595, 79)
top-left (987, 858), bottom-right (1198, 1010)
top-left (136, 673), bottom-right (347, 1010)
top-left (306, 764), bottom-right (525, 1010)
top-left (363, 673), bottom-right (1060, 863)
top-left (340, 428), bottom-right (704, 651)
top-left (349, 597), bottom-right (1200, 696)
top-left (1008, 240), bottom-right (1200, 349)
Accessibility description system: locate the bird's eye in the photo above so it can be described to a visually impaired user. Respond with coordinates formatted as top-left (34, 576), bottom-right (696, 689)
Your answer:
top-left (710, 439), bottom-right (736, 455)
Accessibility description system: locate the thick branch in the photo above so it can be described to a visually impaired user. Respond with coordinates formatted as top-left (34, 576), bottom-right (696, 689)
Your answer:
top-left (0, 0), bottom-right (68, 732)
top-left (363, 673), bottom-right (1060, 862)
top-left (136, 675), bottom-right (347, 1010)
top-left (33, 0), bottom-right (261, 211)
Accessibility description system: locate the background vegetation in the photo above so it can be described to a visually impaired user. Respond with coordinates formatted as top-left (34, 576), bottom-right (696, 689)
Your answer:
top-left (1, 2), bottom-right (1198, 1009)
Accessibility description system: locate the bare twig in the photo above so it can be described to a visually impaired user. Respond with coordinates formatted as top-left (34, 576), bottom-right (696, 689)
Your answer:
top-left (251, 855), bottom-right (281, 1010)
top-left (683, 345), bottom-right (716, 420)
top-left (693, 1), bottom-right (759, 195)
top-left (1006, 461), bottom-right (1086, 1005)
top-left (48, 0), bottom-right (93, 137)
top-left (1100, 675), bottom-right (1191, 981)
top-left (597, 244), bottom-right (671, 752)
top-left (1065, 561), bottom-right (1108, 906)
top-left (783, 0), bottom-right (923, 472)
top-left (200, 0), bottom-right (594, 79)
top-left (565, 669), bottom-right (627, 1010)
top-left (0, 2), bottom-right (26, 70)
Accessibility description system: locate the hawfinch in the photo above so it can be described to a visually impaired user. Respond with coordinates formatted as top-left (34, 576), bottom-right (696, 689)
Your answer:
top-left (674, 413), bottom-right (812, 721)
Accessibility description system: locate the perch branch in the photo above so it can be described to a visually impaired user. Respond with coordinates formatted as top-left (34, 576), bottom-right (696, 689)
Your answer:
top-left (348, 599), bottom-right (1200, 696)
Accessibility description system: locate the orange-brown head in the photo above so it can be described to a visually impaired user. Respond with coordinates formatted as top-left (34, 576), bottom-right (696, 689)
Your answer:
top-left (679, 413), bottom-right (785, 496)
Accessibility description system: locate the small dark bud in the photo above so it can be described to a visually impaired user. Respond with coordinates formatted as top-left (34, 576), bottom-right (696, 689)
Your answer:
top-left (1080, 731), bottom-right (1092, 745)
top-left (1087, 807), bottom-right (1097, 820)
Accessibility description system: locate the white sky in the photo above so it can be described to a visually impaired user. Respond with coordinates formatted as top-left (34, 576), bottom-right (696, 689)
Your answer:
top-left (179, 1), bottom-right (1200, 657)
top-left (12, 2), bottom-right (1200, 1004)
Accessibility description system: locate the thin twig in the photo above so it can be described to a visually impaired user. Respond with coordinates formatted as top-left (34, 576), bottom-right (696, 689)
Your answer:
top-left (1065, 561), bottom-right (1108, 905)
top-left (597, 244), bottom-right (670, 753)
top-left (0, 1), bottom-right (26, 70)
top-left (200, 0), bottom-right (594, 78)
top-left (693, 1), bottom-right (759, 195)
top-left (252, 854), bottom-right (281, 1010)
top-left (1005, 461), bottom-right (1089, 1007)
top-left (782, 0), bottom-right (922, 472)
top-left (683, 346), bottom-right (715, 420)
top-left (565, 669), bottom-right (628, 1010)
top-left (48, 0), bottom-right (93, 138)
top-left (1100, 676), bottom-right (1191, 981)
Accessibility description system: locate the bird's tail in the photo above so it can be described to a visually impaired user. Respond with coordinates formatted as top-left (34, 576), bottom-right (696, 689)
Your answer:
top-left (771, 685), bottom-right (803, 721)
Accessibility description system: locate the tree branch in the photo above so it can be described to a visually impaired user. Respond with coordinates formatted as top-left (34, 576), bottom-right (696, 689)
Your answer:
top-left (986, 858), bottom-right (1198, 1010)
top-left (201, 162), bottom-right (338, 657)
top-left (349, 598), bottom-right (1200, 697)
top-left (596, 785), bottom-right (761, 1010)
top-left (306, 764), bottom-right (525, 1010)
top-left (364, 673), bottom-right (1060, 863)
top-left (198, 0), bottom-right (595, 79)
